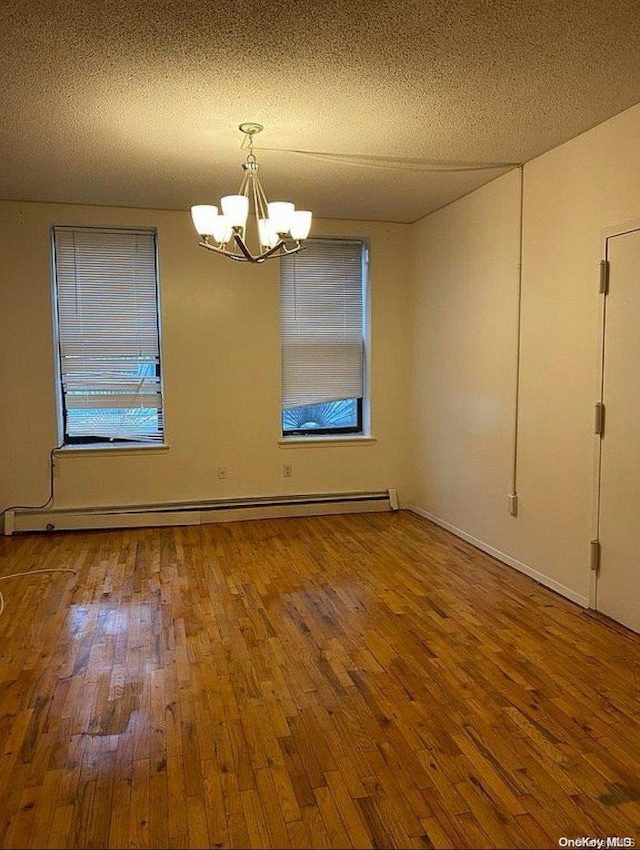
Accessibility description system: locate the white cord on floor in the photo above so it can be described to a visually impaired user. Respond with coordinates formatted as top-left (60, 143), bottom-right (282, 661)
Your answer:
top-left (0, 568), bottom-right (77, 619)
top-left (0, 568), bottom-right (77, 582)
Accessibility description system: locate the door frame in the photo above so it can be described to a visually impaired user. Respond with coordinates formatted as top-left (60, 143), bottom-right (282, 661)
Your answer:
top-left (590, 219), bottom-right (640, 610)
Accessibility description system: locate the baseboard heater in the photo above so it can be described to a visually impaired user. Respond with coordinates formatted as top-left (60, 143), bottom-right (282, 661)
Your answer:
top-left (4, 488), bottom-right (399, 535)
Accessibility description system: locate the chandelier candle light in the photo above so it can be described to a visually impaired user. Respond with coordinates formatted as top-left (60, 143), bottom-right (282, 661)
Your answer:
top-left (191, 123), bottom-right (312, 263)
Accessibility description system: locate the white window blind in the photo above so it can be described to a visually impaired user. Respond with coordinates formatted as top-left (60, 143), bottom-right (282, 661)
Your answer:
top-left (280, 238), bottom-right (365, 409)
top-left (53, 227), bottom-right (163, 443)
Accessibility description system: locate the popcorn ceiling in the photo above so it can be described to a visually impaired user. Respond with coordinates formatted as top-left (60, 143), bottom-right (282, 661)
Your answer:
top-left (1, 0), bottom-right (639, 220)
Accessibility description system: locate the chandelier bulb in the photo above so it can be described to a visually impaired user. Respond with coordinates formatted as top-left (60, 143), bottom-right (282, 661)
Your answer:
top-left (221, 195), bottom-right (249, 228)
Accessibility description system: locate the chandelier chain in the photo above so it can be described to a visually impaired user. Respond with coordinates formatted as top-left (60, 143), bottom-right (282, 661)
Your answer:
top-left (246, 131), bottom-right (257, 165)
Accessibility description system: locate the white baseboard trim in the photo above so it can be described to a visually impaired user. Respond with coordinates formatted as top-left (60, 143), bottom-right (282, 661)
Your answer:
top-left (407, 504), bottom-right (589, 609)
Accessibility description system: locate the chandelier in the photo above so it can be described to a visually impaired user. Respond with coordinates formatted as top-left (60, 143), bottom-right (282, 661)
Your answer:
top-left (190, 123), bottom-right (312, 263)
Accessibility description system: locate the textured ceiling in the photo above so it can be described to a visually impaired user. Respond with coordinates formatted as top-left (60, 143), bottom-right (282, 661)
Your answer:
top-left (1, 0), bottom-right (640, 222)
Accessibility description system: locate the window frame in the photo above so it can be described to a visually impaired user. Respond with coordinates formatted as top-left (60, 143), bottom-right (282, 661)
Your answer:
top-left (280, 237), bottom-right (369, 439)
top-left (50, 225), bottom-right (165, 448)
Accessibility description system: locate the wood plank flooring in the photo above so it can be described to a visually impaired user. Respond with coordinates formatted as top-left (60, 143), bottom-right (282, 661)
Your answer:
top-left (0, 510), bottom-right (638, 849)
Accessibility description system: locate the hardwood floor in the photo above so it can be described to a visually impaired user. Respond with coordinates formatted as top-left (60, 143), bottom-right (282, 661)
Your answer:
top-left (0, 510), bottom-right (638, 849)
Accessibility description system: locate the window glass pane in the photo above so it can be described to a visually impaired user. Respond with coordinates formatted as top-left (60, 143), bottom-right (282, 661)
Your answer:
top-left (282, 398), bottom-right (360, 433)
top-left (66, 409), bottom-right (161, 442)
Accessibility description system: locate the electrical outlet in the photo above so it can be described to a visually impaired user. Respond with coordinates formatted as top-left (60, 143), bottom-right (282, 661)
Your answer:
top-left (283, 463), bottom-right (293, 478)
top-left (218, 466), bottom-right (228, 480)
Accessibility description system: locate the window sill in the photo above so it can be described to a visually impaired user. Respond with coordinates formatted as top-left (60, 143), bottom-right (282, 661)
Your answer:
top-left (55, 443), bottom-right (170, 457)
top-left (279, 435), bottom-right (377, 448)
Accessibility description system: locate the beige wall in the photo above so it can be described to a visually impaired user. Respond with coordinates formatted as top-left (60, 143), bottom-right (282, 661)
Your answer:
top-left (409, 102), bottom-right (640, 605)
top-left (0, 204), bottom-right (413, 512)
top-left (408, 169), bottom-right (523, 558)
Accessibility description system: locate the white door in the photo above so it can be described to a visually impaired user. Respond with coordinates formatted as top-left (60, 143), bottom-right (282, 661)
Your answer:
top-left (597, 227), bottom-right (640, 633)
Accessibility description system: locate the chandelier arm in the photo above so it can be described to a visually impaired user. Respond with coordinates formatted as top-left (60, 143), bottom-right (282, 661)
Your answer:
top-left (254, 176), bottom-right (269, 222)
top-left (198, 238), bottom-right (303, 263)
top-left (231, 232), bottom-right (257, 262)
top-left (238, 172), bottom-right (252, 244)
top-left (255, 241), bottom-right (303, 261)
top-left (250, 176), bottom-right (264, 245)
top-left (257, 251), bottom-right (286, 261)
top-left (278, 241), bottom-right (303, 256)
top-left (256, 240), bottom-right (286, 261)
top-left (199, 239), bottom-right (262, 263)
top-left (256, 240), bottom-right (303, 262)
top-left (198, 237), bottom-right (238, 257)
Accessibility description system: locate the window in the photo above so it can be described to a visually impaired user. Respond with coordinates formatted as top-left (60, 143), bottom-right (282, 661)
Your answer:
top-left (52, 226), bottom-right (163, 445)
top-left (280, 238), bottom-right (367, 436)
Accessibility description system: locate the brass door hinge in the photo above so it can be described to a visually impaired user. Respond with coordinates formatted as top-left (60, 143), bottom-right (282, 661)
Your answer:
top-left (594, 402), bottom-right (605, 437)
top-left (599, 260), bottom-right (609, 294)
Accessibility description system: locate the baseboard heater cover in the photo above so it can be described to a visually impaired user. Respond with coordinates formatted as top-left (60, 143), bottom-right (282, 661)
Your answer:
top-left (6, 489), bottom-right (398, 534)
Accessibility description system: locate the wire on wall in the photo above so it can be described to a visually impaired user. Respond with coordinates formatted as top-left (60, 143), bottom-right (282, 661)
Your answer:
top-left (509, 164), bottom-right (525, 510)
top-left (0, 443), bottom-right (63, 533)
top-left (259, 145), bottom-right (519, 173)
top-left (0, 444), bottom-right (75, 617)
